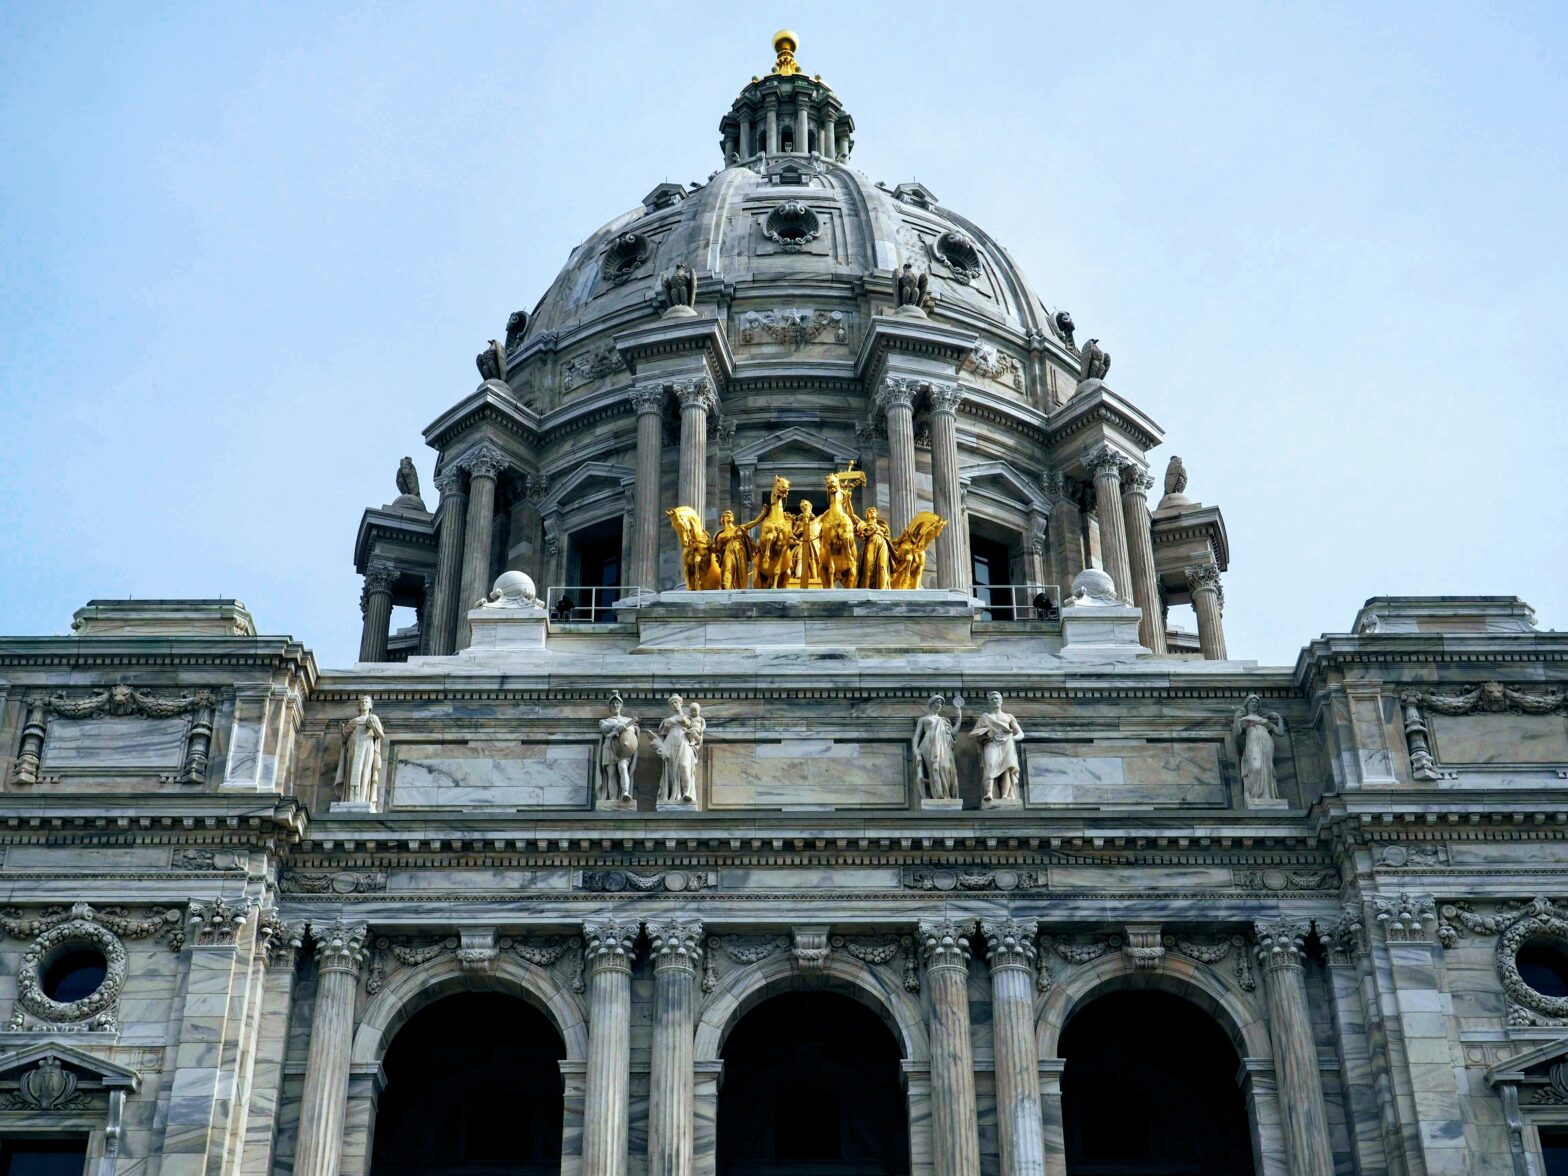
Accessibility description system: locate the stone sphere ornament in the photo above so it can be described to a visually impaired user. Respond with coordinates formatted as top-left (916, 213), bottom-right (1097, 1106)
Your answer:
top-left (483, 570), bottom-right (540, 609)
top-left (1068, 568), bottom-right (1120, 607)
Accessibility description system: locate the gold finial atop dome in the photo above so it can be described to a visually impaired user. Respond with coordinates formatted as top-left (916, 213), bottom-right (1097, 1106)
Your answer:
top-left (771, 29), bottom-right (801, 76)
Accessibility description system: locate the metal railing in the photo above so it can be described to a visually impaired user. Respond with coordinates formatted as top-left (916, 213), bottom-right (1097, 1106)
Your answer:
top-left (544, 586), bottom-right (649, 624)
top-left (970, 583), bottom-right (1062, 624)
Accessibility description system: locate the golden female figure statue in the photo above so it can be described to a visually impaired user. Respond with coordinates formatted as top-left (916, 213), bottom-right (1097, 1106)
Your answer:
top-left (792, 500), bottom-right (822, 588)
top-left (713, 509), bottom-right (755, 589)
top-left (820, 464), bottom-right (865, 589)
top-left (857, 506), bottom-right (894, 589)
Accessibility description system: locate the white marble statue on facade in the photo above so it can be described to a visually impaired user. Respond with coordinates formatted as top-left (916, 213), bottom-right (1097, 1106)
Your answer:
top-left (972, 691), bottom-right (1025, 807)
top-left (597, 692), bottom-right (640, 808)
top-left (913, 694), bottom-right (960, 804)
top-left (334, 695), bottom-right (385, 809)
top-left (1234, 693), bottom-right (1288, 808)
top-left (655, 694), bottom-right (704, 806)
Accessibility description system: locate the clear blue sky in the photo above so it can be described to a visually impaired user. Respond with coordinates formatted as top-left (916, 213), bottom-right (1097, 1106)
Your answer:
top-left (2, 2), bottom-right (1564, 667)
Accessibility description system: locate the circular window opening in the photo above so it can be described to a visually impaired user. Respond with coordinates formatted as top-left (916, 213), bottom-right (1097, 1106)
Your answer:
top-left (1518, 937), bottom-right (1568, 999)
top-left (42, 946), bottom-right (109, 1004)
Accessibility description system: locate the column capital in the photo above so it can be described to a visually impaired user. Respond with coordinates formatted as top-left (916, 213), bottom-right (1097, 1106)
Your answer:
top-left (1252, 917), bottom-right (1310, 971)
top-left (672, 375), bottom-right (717, 414)
top-left (1185, 560), bottom-right (1223, 598)
top-left (980, 917), bottom-right (1039, 973)
top-left (257, 910), bottom-right (308, 970)
top-left (1374, 893), bottom-right (1437, 943)
top-left (874, 375), bottom-right (919, 414)
top-left (186, 896), bottom-right (256, 949)
top-left (925, 381), bottom-right (964, 416)
top-left (454, 440), bottom-right (508, 480)
top-left (433, 468), bottom-right (466, 497)
top-left (583, 916), bottom-right (639, 976)
top-left (918, 917), bottom-right (975, 971)
top-left (1087, 445), bottom-right (1127, 480)
top-left (310, 920), bottom-right (369, 975)
top-left (647, 917), bottom-right (705, 973)
top-left (363, 558), bottom-right (398, 594)
top-left (629, 384), bottom-right (666, 415)
top-left (1325, 908), bottom-right (1367, 966)
top-left (1119, 466), bottom-right (1155, 495)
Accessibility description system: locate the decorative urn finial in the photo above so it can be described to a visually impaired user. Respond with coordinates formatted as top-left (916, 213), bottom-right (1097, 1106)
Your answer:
top-left (771, 30), bottom-right (801, 76)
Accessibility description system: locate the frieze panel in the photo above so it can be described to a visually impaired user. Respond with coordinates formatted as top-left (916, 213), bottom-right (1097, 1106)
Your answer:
top-left (737, 307), bottom-right (848, 345)
top-left (365, 931), bottom-right (584, 995)
top-left (578, 869), bottom-right (715, 894)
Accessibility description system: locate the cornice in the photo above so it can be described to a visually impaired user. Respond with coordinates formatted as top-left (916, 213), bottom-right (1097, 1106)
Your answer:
top-left (0, 638), bottom-right (317, 685)
top-left (1043, 385), bottom-right (1163, 453)
top-left (1293, 635), bottom-right (1568, 695)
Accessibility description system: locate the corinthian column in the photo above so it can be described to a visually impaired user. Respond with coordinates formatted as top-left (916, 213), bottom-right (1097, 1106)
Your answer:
top-left (1186, 561), bottom-right (1228, 660)
top-left (1087, 448), bottom-right (1132, 603)
top-left (455, 442), bottom-right (507, 648)
top-left (426, 468), bottom-right (467, 654)
top-left (927, 384), bottom-right (968, 591)
top-left (1118, 467), bottom-right (1165, 652)
top-left (920, 917), bottom-right (981, 1176)
top-left (357, 560), bottom-right (396, 662)
top-left (647, 917), bottom-right (704, 1176)
top-left (981, 918), bottom-right (1044, 1176)
top-left (674, 378), bottom-right (716, 524)
top-left (582, 917), bottom-right (638, 1176)
top-left (294, 921), bottom-right (368, 1176)
top-left (876, 377), bottom-right (919, 531)
top-left (1254, 919), bottom-right (1334, 1176)
top-left (630, 385), bottom-right (666, 591)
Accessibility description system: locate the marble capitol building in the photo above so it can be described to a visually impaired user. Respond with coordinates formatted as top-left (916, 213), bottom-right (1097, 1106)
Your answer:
top-left (7, 31), bottom-right (1568, 1176)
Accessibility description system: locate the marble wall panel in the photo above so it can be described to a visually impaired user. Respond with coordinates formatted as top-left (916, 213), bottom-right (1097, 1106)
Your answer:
top-left (3, 845), bottom-right (170, 870)
top-left (384, 867), bottom-right (573, 893)
top-left (716, 867), bottom-right (902, 890)
top-left (1429, 713), bottom-right (1568, 765)
top-left (41, 716), bottom-right (187, 769)
top-left (391, 741), bottom-right (594, 808)
top-left (708, 740), bottom-right (907, 808)
top-left (1024, 739), bottom-right (1226, 806)
top-left (1048, 865), bottom-right (1233, 890)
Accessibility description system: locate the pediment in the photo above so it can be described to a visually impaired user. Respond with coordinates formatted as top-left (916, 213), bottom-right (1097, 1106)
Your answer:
top-left (1489, 1036), bottom-right (1568, 1086)
top-left (536, 462), bottom-right (635, 513)
top-left (732, 427), bottom-right (858, 468)
top-left (961, 461), bottom-right (1048, 512)
top-left (0, 1041), bottom-right (140, 1092)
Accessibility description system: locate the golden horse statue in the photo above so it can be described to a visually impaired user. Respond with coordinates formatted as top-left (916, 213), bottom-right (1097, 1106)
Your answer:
top-left (666, 507), bottom-right (720, 590)
top-left (819, 464), bottom-right (865, 589)
top-left (891, 512), bottom-right (947, 588)
top-left (750, 476), bottom-right (795, 588)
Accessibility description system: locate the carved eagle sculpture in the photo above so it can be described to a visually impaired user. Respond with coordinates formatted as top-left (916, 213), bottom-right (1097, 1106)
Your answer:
top-left (395, 456), bottom-right (421, 500)
top-left (894, 263), bottom-right (929, 311)
top-left (661, 263), bottom-right (697, 310)
top-left (1080, 338), bottom-right (1111, 382)
top-left (1164, 455), bottom-right (1188, 498)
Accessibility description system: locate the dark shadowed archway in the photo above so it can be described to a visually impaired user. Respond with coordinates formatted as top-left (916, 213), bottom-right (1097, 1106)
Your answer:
top-left (369, 992), bottom-right (565, 1176)
top-left (1061, 989), bottom-right (1253, 1175)
top-left (717, 990), bottom-right (909, 1176)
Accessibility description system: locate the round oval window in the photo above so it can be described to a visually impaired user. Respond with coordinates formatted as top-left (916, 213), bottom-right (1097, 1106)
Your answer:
top-left (1517, 937), bottom-right (1568, 1000)
top-left (42, 946), bottom-right (109, 1003)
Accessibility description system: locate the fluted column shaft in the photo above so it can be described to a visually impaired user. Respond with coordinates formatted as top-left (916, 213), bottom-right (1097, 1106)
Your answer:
top-left (427, 470), bottom-right (467, 654)
top-left (765, 98), bottom-right (779, 154)
top-left (455, 444), bottom-right (506, 648)
top-left (1088, 449), bottom-right (1132, 603)
top-left (631, 387), bottom-right (666, 590)
top-left (357, 561), bottom-right (394, 663)
top-left (739, 115), bottom-right (752, 158)
top-left (1255, 920), bottom-right (1334, 1176)
top-left (982, 919), bottom-right (1045, 1176)
top-left (1118, 469), bottom-right (1165, 652)
top-left (675, 379), bottom-right (715, 524)
top-left (796, 94), bottom-right (810, 152)
top-left (877, 380), bottom-right (919, 532)
top-left (1188, 562), bottom-right (1228, 660)
top-left (928, 385), bottom-right (967, 591)
top-left (647, 918), bottom-right (704, 1176)
top-left (822, 117), bottom-right (837, 161)
top-left (921, 918), bottom-right (981, 1176)
top-left (294, 922), bottom-right (367, 1176)
top-left (583, 918), bottom-right (638, 1176)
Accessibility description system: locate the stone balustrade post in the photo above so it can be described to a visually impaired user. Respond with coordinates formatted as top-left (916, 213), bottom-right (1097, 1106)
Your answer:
top-left (981, 918), bottom-right (1045, 1176)
top-left (1118, 466), bottom-right (1165, 652)
top-left (455, 442), bottom-right (507, 648)
top-left (876, 377), bottom-right (920, 532)
top-left (674, 378), bottom-right (717, 524)
top-left (647, 917), bottom-right (704, 1176)
top-left (927, 384), bottom-right (968, 591)
top-left (920, 917), bottom-right (981, 1176)
top-left (1253, 918), bottom-right (1334, 1176)
top-left (357, 560), bottom-right (396, 663)
top-left (582, 917), bottom-right (638, 1176)
top-left (1186, 561), bottom-right (1228, 660)
top-left (1088, 448), bottom-right (1133, 604)
top-left (426, 469), bottom-right (467, 654)
top-left (630, 385), bottom-right (667, 591)
top-left (294, 921), bottom-right (368, 1176)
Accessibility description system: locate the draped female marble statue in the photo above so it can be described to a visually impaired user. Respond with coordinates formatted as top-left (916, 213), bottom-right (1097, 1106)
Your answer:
top-left (1233, 694), bottom-right (1287, 806)
top-left (655, 694), bottom-right (704, 805)
top-left (597, 692), bottom-right (640, 806)
top-left (971, 691), bottom-right (1025, 805)
top-left (857, 507), bottom-right (894, 589)
top-left (334, 695), bottom-right (385, 808)
top-left (912, 694), bottom-right (959, 802)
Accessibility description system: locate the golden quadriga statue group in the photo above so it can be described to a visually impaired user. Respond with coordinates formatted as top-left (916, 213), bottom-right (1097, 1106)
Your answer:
top-left (667, 466), bottom-right (947, 591)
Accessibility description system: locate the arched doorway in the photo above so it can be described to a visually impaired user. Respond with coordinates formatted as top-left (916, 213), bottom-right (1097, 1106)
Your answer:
top-left (368, 992), bottom-right (565, 1176)
top-left (717, 991), bottom-right (909, 1175)
top-left (1060, 990), bottom-right (1253, 1175)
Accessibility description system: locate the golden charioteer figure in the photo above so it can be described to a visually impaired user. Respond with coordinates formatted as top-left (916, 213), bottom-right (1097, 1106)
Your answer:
top-left (666, 465), bottom-right (946, 591)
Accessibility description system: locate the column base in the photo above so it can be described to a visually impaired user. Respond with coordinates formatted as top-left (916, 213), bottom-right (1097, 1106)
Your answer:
top-left (982, 795), bottom-right (1023, 811)
top-left (920, 797), bottom-right (964, 812)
